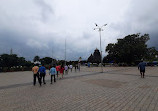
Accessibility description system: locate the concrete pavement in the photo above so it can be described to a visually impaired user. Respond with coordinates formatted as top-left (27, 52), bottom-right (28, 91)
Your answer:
top-left (0, 66), bottom-right (158, 111)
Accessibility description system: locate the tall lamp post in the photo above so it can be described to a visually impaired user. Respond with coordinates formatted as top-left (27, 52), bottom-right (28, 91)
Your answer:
top-left (65, 38), bottom-right (66, 66)
top-left (94, 23), bottom-right (107, 73)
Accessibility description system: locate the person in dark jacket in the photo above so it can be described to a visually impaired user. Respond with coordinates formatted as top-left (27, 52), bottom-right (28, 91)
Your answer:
top-left (138, 61), bottom-right (146, 78)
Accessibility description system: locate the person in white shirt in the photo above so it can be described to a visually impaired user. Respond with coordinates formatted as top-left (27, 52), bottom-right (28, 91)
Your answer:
top-left (65, 65), bottom-right (68, 74)
top-left (69, 64), bottom-right (73, 72)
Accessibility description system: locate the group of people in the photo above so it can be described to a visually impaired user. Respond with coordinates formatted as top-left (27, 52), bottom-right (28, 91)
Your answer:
top-left (32, 64), bottom-right (46, 86)
top-left (32, 64), bottom-right (75, 86)
top-left (32, 60), bottom-right (146, 86)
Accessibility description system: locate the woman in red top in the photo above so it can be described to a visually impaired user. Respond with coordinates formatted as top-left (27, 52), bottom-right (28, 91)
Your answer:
top-left (59, 65), bottom-right (64, 79)
top-left (56, 65), bottom-right (60, 78)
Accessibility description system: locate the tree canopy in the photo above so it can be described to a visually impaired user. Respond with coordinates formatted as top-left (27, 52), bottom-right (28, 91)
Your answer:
top-left (0, 54), bottom-right (32, 68)
top-left (103, 33), bottom-right (157, 64)
top-left (40, 57), bottom-right (53, 65)
top-left (33, 56), bottom-right (40, 62)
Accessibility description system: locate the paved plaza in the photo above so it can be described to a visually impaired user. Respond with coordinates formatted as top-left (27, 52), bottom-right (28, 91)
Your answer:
top-left (0, 66), bottom-right (158, 111)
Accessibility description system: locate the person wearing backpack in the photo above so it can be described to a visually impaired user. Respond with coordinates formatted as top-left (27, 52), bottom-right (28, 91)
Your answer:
top-left (39, 64), bottom-right (46, 84)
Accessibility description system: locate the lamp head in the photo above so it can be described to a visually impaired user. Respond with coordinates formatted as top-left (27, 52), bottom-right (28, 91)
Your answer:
top-left (104, 24), bottom-right (107, 26)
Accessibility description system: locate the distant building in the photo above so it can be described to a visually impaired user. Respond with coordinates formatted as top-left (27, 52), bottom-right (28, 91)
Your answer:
top-left (34, 61), bottom-right (41, 65)
top-left (87, 48), bottom-right (101, 64)
top-left (10, 48), bottom-right (13, 55)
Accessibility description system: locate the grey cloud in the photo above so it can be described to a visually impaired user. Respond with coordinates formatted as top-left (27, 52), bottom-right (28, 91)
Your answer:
top-left (110, 0), bottom-right (158, 49)
top-left (34, 0), bottom-right (54, 22)
top-left (1, 0), bottom-right (158, 61)
top-left (0, 27), bottom-right (90, 61)
top-left (147, 33), bottom-right (158, 49)
top-left (0, 28), bottom-right (53, 60)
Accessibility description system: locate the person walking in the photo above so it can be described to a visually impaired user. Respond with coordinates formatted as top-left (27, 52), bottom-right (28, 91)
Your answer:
top-left (39, 64), bottom-right (46, 84)
top-left (32, 64), bottom-right (41, 86)
top-left (69, 64), bottom-right (73, 72)
top-left (88, 62), bottom-right (90, 68)
top-left (56, 65), bottom-right (60, 79)
top-left (65, 65), bottom-right (68, 74)
top-left (49, 65), bottom-right (56, 84)
top-left (59, 65), bottom-right (64, 79)
top-left (75, 64), bottom-right (77, 72)
top-left (138, 61), bottom-right (146, 78)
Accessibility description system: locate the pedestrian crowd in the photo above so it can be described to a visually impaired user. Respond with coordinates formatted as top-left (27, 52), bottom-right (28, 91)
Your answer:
top-left (32, 60), bottom-right (147, 86)
top-left (32, 64), bottom-right (78, 86)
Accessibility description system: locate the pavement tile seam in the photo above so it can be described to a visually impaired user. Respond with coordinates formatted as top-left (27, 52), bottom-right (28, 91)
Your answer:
top-left (133, 85), bottom-right (154, 111)
top-left (103, 84), bottom-right (138, 110)
top-left (120, 86), bottom-right (150, 111)
top-left (141, 87), bottom-right (158, 111)
top-left (96, 84), bottom-right (134, 110)
top-left (152, 88), bottom-right (158, 111)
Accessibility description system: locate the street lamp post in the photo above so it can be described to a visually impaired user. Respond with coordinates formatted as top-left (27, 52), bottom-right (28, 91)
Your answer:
top-left (65, 38), bottom-right (66, 66)
top-left (94, 23), bottom-right (107, 73)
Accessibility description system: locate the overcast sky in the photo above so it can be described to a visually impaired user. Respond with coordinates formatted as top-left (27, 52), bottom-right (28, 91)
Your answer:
top-left (0, 0), bottom-right (158, 61)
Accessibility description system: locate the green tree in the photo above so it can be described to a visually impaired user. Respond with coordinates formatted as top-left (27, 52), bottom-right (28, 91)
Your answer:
top-left (145, 47), bottom-right (158, 61)
top-left (25, 61), bottom-right (32, 67)
top-left (18, 57), bottom-right (26, 66)
top-left (40, 57), bottom-right (52, 65)
top-left (33, 56), bottom-right (40, 62)
top-left (0, 54), bottom-right (18, 68)
top-left (104, 33), bottom-right (150, 64)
